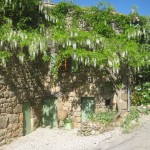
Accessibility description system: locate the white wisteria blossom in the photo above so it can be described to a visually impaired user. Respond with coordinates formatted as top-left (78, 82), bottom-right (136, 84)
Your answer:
top-left (73, 43), bottom-right (76, 49)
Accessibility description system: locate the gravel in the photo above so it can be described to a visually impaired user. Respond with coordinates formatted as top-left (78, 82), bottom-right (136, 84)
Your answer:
top-left (0, 127), bottom-right (122, 150)
top-left (1, 114), bottom-right (150, 150)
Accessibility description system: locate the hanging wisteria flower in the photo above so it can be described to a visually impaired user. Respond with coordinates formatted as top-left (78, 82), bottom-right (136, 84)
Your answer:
top-left (96, 39), bottom-right (100, 44)
top-left (116, 68), bottom-right (119, 74)
top-left (81, 56), bottom-right (83, 62)
top-left (84, 59), bottom-right (87, 65)
top-left (19, 56), bottom-right (24, 64)
top-left (0, 41), bottom-right (3, 46)
top-left (73, 43), bottom-right (76, 49)
top-left (74, 32), bottom-right (78, 37)
top-left (69, 41), bottom-right (71, 46)
top-left (108, 60), bottom-right (113, 67)
top-left (93, 59), bottom-right (96, 67)
top-left (122, 51), bottom-right (126, 58)
top-left (63, 44), bottom-right (65, 48)
top-left (86, 39), bottom-right (91, 45)
top-left (73, 53), bottom-right (77, 60)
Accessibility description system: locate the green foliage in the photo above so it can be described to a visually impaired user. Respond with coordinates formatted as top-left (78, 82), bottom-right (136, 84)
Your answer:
top-left (132, 82), bottom-right (150, 106)
top-left (0, 0), bottom-right (149, 81)
top-left (0, 51), bottom-right (12, 65)
top-left (131, 91), bottom-right (141, 106)
top-left (121, 107), bottom-right (140, 133)
top-left (88, 111), bottom-right (116, 125)
top-left (63, 117), bottom-right (73, 124)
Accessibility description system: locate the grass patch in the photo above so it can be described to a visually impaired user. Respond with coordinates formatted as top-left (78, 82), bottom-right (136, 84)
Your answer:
top-left (121, 107), bottom-right (140, 133)
top-left (89, 111), bottom-right (116, 125)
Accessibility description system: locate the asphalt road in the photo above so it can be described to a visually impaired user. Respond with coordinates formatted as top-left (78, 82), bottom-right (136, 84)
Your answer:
top-left (95, 121), bottom-right (150, 150)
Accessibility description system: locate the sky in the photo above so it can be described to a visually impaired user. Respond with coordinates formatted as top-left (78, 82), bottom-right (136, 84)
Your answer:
top-left (51, 0), bottom-right (150, 16)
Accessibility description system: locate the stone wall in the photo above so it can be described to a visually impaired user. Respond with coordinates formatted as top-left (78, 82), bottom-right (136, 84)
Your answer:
top-left (0, 59), bottom-right (128, 145)
top-left (0, 81), bottom-right (22, 145)
top-left (44, 67), bottom-right (128, 128)
top-left (0, 58), bottom-right (45, 146)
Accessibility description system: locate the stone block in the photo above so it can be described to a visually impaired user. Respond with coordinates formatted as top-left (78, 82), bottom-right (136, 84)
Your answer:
top-left (0, 86), bottom-right (7, 92)
top-left (91, 130), bottom-right (96, 135)
top-left (6, 133), bottom-right (12, 139)
top-left (1, 108), bottom-right (6, 113)
top-left (0, 98), bottom-right (6, 104)
top-left (63, 101), bottom-right (71, 108)
top-left (73, 106), bottom-right (81, 112)
top-left (57, 102), bottom-right (63, 111)
top-left (7, 98), bottom-right (12, 103)
top-left (7, 85), bottom-right (11, 90)
top-left (8, 114), bottom-right (18, 124)
top-left (63, 106), bottom-right (70, 111)
top-left (68, 97), bottom-right (74, 102)
top-left (0, 116), bottom-right (8, 129)
top-left (0, 84), bottom-right (2, 89)
top-left (4, 91), bottom-right (9, 98)
top-left (12, 129), bottom-right (20, 138)
top-left (13, 104), bottom-right (22, 113)
top-left (0, 92), bottom-right (3, 98)
top-left (74, 112), bottom-right (81, 117)
top-left (0, 79), bottom-right (6, 85)
top-left (6, 107), bottom-right (13, 113)
top-left (75, 117), bottom-right (81, 123)
top-left (0, 137), bottom-right (4, 143)
top-left (74, 122), bottom-right (81, 128)
top-left (31, 108), bottom-right (35, 118)
top-left (19, 113), bottom-right (23, 123)
top-left (69, 92), bottom-right (76, 97)
top-left (55, 86), bottom-right (60, 92)
top-left (58, 111), bottom-right (68, 120)
top-left (12, 124), bottom-right (19, 132)
top-left (9, 92), bottom-right (15, 98)
top-left (59, 120), bottom-right (64, 127)
top-left (3, 103), bottom-right (8, 108)
top-left (11, 96), bottom-right (17, 102)
top-left (7, 124), bottom-right (13, 132)
top-left (12, 102), bottom-right (17, 108)
top-left (0, 139), bottom-right (6, 146)
top-left (0, 129), bottom-right (7, 137)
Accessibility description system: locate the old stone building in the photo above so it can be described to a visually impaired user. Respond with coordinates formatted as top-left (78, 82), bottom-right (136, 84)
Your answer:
top-left (0, 2), bottom-right (129, 146)
top-left (0, 56), bottom-right (128, 145)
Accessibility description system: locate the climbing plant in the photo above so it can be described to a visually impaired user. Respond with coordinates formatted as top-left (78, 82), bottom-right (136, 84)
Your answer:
top-left (0, 0), bottom-right (149, 82)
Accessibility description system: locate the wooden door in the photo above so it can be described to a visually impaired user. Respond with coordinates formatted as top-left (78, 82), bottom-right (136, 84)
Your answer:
top-left (42, 97), bottom-right (58, 127)
top-left (81, 97), bottom-right (95, 122)
top-left (23, 103), bottom-right (31, 135)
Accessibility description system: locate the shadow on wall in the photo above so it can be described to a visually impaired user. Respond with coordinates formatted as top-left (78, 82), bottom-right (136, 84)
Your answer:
top-left (57, 66), bottom-right (115, 113)
top-left (0, 57), bottom-right (46, 103)
top-left (0, 55), bottom-right (49, 127)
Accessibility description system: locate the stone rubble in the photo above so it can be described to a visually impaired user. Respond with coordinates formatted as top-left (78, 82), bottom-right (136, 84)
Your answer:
top-left (78, 122), bottom-right (114, 136)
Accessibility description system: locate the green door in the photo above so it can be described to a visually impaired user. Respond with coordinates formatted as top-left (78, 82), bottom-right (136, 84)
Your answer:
top-left (23, 103), bottom-right (31, 135)
top-left (81, 97), bottom-right (95, 122)
top-left (42, 97), bottom-right (58, 128)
